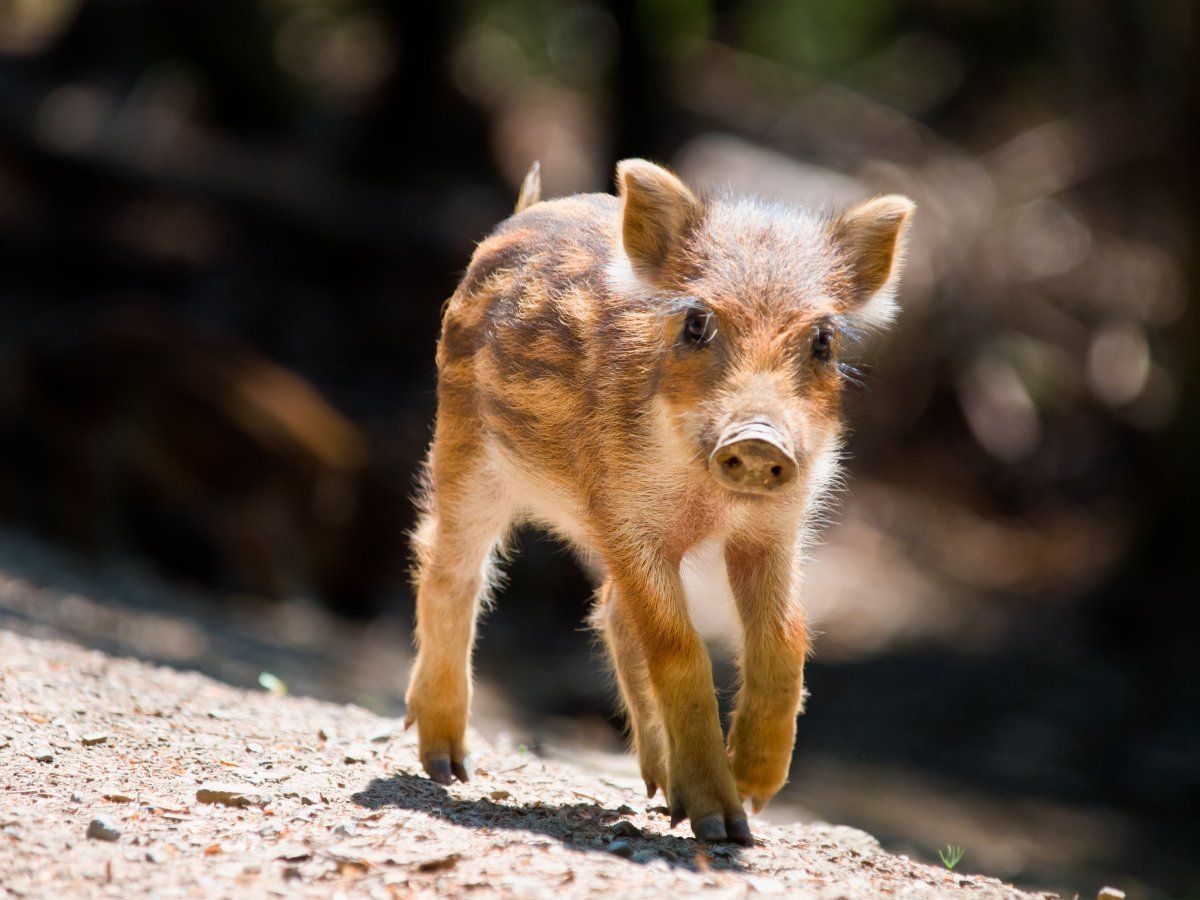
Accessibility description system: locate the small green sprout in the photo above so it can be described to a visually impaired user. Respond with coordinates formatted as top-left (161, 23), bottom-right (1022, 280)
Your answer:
top-left (258, 671), bottom-right (287, 696)
top-left (938, 845), bottom-right (965, 870)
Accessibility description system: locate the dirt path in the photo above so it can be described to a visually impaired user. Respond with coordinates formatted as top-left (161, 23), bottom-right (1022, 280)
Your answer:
top-left (0, 630), bottom-right (1049, 898)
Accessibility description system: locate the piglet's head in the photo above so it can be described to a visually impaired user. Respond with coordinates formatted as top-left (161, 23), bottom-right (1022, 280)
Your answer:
top-left (614, 159), bottom-right (915, 499)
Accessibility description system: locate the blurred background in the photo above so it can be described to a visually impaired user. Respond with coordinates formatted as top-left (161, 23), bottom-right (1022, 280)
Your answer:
top-left (0, 1), bottom-right (1195, 896)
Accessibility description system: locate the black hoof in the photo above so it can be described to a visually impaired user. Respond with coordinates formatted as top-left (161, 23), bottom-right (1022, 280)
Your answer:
top-left (451, 755), bottom-right (473, 782)
top-left (424, 755), bottom-right (453, 785)
top-left (726, 817), bottom-right (754, 846)
top-left (692, 815), bottom-right (727, 843)
top-left (669, 802), bottom-right (685, 828)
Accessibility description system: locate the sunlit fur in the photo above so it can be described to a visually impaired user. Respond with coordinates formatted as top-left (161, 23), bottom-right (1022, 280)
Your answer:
top-left (405, 159), bottom-right (913, 843)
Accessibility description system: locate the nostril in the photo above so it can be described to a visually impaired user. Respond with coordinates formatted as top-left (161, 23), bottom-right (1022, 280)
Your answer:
top-left (770, 464), bottom-right (782, 478)
top-left (724, 456), bottom-right (742, 471)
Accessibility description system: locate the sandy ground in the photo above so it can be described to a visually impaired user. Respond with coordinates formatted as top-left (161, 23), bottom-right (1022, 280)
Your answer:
top-left (0, 628), bottom-right (1052, 899)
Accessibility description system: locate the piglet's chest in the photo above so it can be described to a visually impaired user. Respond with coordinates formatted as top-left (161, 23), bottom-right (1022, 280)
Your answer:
top-left (649, 483), bottom-right (727, 562)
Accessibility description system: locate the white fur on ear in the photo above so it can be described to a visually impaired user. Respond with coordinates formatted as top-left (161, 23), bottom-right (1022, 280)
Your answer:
top-left (831, 195), bottom-right (915, 328)
top-left (604, 251), bottom-right (651, 298)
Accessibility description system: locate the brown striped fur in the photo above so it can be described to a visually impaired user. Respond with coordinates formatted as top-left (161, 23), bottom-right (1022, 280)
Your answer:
top-left (405, 159), bottom-right (914, 843)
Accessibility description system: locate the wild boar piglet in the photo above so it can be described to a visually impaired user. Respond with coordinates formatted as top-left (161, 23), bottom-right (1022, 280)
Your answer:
top-left (405, 159), bottom-right (914, 844)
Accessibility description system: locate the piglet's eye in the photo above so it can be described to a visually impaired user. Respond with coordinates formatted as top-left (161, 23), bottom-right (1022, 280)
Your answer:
top-left (812, 328), bottom-right (835, 361)
top-left (683, 310), bottom-right (712, 346)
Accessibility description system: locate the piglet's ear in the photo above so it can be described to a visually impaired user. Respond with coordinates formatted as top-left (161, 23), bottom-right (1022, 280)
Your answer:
top-left (831, 195), bottom-right (915, 328)
top-left (616, 159), bottom-right (702, 284)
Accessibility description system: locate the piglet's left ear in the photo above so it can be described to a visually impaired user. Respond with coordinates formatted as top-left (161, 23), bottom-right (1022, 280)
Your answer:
top-left (617, 159), bottom-right (702, 285)
top-left (831, 195), bottom-right (915, 328)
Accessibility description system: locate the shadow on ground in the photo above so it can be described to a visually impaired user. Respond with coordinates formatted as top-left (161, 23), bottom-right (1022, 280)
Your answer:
top-left (352, 771), bottom-right (747, 872)
top-left (0, 527), bottom-right (416, 713)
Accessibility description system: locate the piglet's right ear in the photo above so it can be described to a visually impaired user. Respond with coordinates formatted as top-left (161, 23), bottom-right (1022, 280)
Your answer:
top-left (831, 194), bottom-right (915, 328)
top-left (617, 159), bottom-right (702, 284)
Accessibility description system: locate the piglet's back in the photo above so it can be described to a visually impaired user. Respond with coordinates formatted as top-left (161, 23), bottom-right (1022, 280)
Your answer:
top-left (436, 193), bottom-right (622, 468)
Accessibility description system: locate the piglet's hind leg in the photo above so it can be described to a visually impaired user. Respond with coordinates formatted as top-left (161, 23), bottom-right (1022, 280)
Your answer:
top-left (405, 433), bottom-right (511, 785)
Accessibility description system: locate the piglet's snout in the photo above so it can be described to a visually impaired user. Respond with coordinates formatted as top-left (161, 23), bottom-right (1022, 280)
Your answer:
top-left (708, 421), bottom-right (797, 495)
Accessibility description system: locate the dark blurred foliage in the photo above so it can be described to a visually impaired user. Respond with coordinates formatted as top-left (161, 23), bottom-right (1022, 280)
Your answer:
top-left (0, 1), bottom-right (1195, 896)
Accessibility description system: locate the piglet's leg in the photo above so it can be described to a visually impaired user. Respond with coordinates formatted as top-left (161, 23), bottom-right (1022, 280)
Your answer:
top-left (725, 536), bottom-right (810, 812)
top-left (591, 579), bottom-right (669, 799)
top-left (405, 431), bottom-right (511, 785)
top-left (608, 552), bottom-right (750, 844)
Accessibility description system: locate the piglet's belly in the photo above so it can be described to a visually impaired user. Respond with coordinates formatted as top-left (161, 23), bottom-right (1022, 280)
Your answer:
top-left (490, 438), bottom-right (594, 551)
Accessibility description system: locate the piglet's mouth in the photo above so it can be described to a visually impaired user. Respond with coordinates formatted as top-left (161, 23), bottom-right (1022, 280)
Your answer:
top-left (707, 421), bottom-right (798, 495)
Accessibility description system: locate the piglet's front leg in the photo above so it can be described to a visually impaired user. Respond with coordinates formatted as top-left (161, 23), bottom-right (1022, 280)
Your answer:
top-left (607, 549), bottom-right (751, 845)
top-left (725, 536), bottom-right (810, 812)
